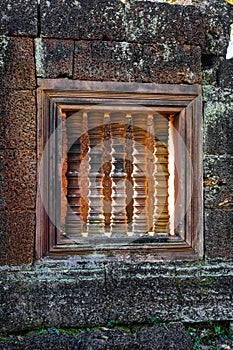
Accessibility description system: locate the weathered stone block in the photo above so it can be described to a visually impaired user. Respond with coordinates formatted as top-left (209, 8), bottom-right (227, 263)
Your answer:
top-left (35, 38), bottom-right (74, 78)
top-left (0, 91), bottom-right (36, 150)
top-left (0, 210), bottom-right (35, 265)
top-left (195, 0), bottom-right (233, 56)
top-left (203, 86), bottom-right (233, 155)
top-left (204, 156), bottom-right (233, 210)
top-left (201, 54), bottom-right (224, 86)
top-left (0, 150), bottom-right (36, 210)
top-left (218, 59), bottom-right (233, 89)
top-left (126, 2), bottom-right (205, 47)
top-left (136, 44), bottom-right (202, 83)
top-left (137, 323), bottom-right (193, 350)
top-left (105, 263), bottom-right (180, 323)
top-left (40, 0), bottom-right (125, 41)
top-left (0, 0), bottom-right (37, 36)
top-left (205, 209), bottom-right (233, 259)
top-left (24, 334), bottom-right (80, 350)
top-left (0, 268), bottom-right (107, 331)
top-left (79, 329), bottom-right (140, 350)
top-left (74, 41), bottom-right (201, 83)
top-left (74, 41), bottom-right (141, 81)
top-left (0, 37), bottom-right (36, 90)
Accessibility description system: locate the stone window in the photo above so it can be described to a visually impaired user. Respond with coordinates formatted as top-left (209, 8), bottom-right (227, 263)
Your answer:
top-left (37, 80), bottom-right (203, 260)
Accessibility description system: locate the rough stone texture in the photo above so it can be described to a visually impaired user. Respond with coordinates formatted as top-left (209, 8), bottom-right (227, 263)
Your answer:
top-left (201, 54), bottom-right (224, 86)
top-left (79, 329), bottom-right (140, 350)
top-left (0, 91), bottom-right (36, 150)
top-left (0, 261), bottom-right (233, 333)
top-left (126, 2), bottom-right (205, 47)
top-left (136, 43), bottom-right (201, 83)
top-left (194, 0), bottom-right (233, 56)
top-left (136, 323), bottom-right (193, 350)
top-left (0, 268), bottom-right (107, 332)
top-left (204, 156), bottom-right (233, 210)
top-left (205, 209), bottom-right (233, 259)
top-left (218, 59), bottom-right (233, 90)
top-left (0, 37), bottom-right (36, 91)
top-left (203, 86), bottom-right (233, 155)
top-left (0, 325), bottom-right (194, 350)
top-left (24, 334), bottom-right (80, 350)
top-left (0, 0), bottom-right (37, 37)
top-left (74, 41), bottom-right (201, 83)
top-left (105, 263), bottom-right (180, 323)
top-left (0, 149), bottom-right (36, 211)
top-left (40, 0), bottom-right (125, 41)
top-left (74, 41), bottom-right (140, 81)
top-left (35, 39), bottom-right (74, 78)
top-left (0, 211), bottom-right (35, 265)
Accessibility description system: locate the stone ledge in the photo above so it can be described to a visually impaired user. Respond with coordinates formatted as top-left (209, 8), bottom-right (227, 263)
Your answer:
top-left (0, 260), bottom-right (233, 333)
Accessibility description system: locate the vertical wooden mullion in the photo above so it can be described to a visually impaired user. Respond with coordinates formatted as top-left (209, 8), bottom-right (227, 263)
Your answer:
top-left (48, 99), bottom-right (57, 249)
top-left (65, 111), bottom-right (83, 236)
top-left (55, 105), bottom-right (63, 244)
top-left (185, 103), bottom-right (193, 246)
top-left (173, 109), bottom-right (186, 240)
top-left (192, 95), bottom-right (203, 256)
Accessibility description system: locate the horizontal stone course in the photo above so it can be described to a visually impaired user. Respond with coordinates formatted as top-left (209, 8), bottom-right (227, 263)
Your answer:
top-left (0, 261), bottom-right (233, 332)
top-left (74, 41), bottom-right (201, 83)
top-left (126, 2), bottom-right (205, 47)
top-left (40, 0), bottom-right (125, 41)
top-left (0, 323), bottom-right (193, 350)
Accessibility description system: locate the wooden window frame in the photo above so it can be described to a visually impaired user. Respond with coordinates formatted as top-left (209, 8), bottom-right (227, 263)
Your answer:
top-left (36, 79), bottom-right (203, 260)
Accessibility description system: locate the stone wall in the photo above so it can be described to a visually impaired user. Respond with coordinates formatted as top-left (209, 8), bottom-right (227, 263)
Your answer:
top-left (0, 0), bottom-right (233, 338)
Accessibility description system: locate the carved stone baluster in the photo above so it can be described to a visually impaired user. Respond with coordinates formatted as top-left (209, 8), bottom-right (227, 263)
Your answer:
top-left (87, 111), bottom-right (105, 235)
top-left (102, 113), bottom-right (112, 234)
top-left (146, 114), bottom-right (155, 234)
top-left (79, 112), bottom-right (89, 233)
top-left (110, 112), bottom-right (128, 235)
top-left (132, 113), bottom-right (149, 235)
top-left (153, 114), bottom-right (170, 235)
top-left (125, 113), bottom-right (133, 234)
top-left (65, 112), bottom-right (83, 236)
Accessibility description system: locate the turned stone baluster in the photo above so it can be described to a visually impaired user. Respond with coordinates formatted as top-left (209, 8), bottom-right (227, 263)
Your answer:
top-left (102, 113), bottom-right (112, 233)
top-left (87, 111), bottom-right (105, 235)
top-left (146, 114), bottom-right (155, 234)
top-left (110, 112), bottom-right (128, 235)
top-left (153, 114), bottom-right (170, 234)
top-left (132, 113), bottom-right (149, 235)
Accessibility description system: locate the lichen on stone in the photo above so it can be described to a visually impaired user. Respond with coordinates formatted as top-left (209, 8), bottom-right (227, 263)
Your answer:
top-left (35, 38), bottom-right (45, 77)
top-left (0, 36), bottom-right (9, 70)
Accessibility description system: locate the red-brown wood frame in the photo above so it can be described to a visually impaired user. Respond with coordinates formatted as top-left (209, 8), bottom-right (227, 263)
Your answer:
top-left (36, 79), bottom-right (203, 260)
